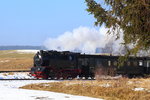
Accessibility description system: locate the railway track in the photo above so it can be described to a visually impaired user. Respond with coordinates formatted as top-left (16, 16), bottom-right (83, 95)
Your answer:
top-left (0, 70), bottom-right (94, 80)
top-left (0, 78), bottom-right (93, 80)
top-left (0, 70), bottom-right (33, 80)
top-left (0, 70), bottom-right (119, 80)
top-left (0, 70), bottom-right (30, 73)
top-left (0, 79), bottom-right (51, 80)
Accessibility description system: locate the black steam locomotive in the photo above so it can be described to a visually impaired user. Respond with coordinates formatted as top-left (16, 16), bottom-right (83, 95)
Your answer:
top-left (31, 50), bottom-right (150, 79)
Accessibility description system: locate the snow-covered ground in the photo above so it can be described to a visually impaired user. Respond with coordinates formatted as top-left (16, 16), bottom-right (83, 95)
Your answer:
top-left (0, 73), bottom-right (102, 100)
top-left (0, 80), bottom-right (102, 100)
top-left (0, 72), bottom-right (34, 79)
top-left (16, 50), bottom-right (39, 54)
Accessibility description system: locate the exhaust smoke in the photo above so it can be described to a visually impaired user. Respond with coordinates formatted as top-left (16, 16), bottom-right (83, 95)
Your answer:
top-left (44, 26), bottom-right (124, 54)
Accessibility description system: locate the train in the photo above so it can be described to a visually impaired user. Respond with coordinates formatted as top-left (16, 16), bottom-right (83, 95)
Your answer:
top-left (31, 50), bottom-right (150, 79)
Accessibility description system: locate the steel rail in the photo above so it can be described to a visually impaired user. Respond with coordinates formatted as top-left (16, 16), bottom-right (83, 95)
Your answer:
top-left (0, 79), bottom-right (51, 80)
top-left (0, 70), bottom-right (30, 73)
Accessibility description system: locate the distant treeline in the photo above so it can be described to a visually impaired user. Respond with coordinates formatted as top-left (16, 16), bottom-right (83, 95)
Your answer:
top-left (0, 46), bottom-right (46, 50)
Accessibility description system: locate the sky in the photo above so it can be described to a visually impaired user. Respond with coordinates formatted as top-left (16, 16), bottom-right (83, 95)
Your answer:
top-left (0, 0), bottom-right (101, 46)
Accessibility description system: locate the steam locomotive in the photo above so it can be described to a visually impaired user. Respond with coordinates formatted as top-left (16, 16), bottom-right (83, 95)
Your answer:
top-left (31, 50), bottom-right (150, 79)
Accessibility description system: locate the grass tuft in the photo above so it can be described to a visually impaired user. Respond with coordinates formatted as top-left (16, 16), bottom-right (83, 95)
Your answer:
top-left (21, 78), bottom-right (150, 100)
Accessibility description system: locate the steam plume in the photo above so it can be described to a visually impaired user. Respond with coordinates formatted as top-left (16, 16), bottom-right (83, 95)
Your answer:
top-left (44, 26), bottom-right (123, 54)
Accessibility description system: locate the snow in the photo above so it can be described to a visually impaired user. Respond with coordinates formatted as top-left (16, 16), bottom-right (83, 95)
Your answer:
top-left (132, 88), bottom-right (145, 91)
top-left (0, 72), bottom-right (34, 79)
top-left (16, 50), bottom-right (39, 54)
top-left (0, 80), bottom-right (102, 100)
top-left (0, 73), bottom-right (102, 100)
top-left (0, 60), bottom-right (10, 63)
top-left (99, 83), bottom-right (111, 88)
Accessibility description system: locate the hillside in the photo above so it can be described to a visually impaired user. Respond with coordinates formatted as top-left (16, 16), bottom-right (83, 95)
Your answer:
top-left (0, 46), bottom-right (45, 50)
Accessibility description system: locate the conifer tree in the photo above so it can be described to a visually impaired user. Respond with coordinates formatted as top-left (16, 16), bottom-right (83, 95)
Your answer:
top-left (85, 0), bottom-right (150, 56)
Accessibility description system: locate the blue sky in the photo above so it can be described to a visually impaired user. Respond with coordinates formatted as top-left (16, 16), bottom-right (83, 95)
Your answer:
top-left (0, 0), bottom-right (101, 46)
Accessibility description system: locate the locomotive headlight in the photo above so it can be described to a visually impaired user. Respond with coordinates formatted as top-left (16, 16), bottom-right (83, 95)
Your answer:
top-left (38, 67), bottom-right (41, 71)
top-left (34, 52), bottom-right (43, 66)
top-left (38, 55), bottom-right (42, 59)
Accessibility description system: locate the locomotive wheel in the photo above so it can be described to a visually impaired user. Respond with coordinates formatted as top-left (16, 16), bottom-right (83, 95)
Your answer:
top-left (48, 77), bottom-right (52, 80)
top-left (67, 76), bottom-right (73, 80)
top-left (63, 74), bottom-right (70, 80)
top-left (43, 76), bottom-right (49, 79)
top-left (59, 77), bottom-right (64, 80)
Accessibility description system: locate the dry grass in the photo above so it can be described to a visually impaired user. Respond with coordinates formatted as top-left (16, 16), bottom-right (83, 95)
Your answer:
top-left (0, 50), bottom-right (34, 71)
top-left (2, 72), bottom-right (15, 76)
top-left (21, 78), bottom-right (150, 100)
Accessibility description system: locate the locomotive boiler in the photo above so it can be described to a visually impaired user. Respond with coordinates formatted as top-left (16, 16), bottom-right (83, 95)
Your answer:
top-left (31, 50), bottom-right (150, 79)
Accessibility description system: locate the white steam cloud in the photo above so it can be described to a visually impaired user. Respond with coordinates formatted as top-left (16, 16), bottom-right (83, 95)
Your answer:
top-left (44, 26), bottom-right (123, 54)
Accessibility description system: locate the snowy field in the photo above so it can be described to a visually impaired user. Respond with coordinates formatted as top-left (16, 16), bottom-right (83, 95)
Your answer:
top-left (0, 73), bottom-right (102, 100)
top-left (0, 80), bottom-right (102, 100)
top-left (16, 50), bottom-right (39, 54)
